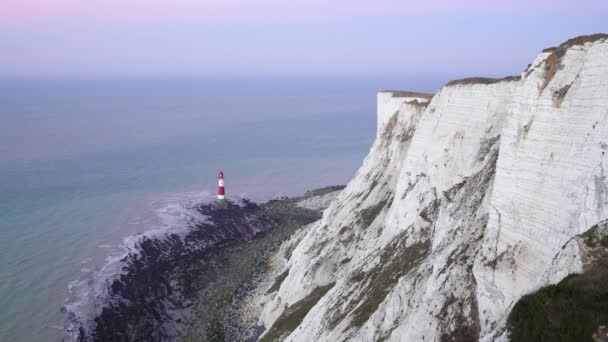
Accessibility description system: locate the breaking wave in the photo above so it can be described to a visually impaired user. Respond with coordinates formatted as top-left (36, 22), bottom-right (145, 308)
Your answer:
top-left (62, 191), bottom-right (217, 341)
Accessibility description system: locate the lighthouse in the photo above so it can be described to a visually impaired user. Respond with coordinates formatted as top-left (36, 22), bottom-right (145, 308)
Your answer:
top-left (217, 171), bottom-right (226, 207)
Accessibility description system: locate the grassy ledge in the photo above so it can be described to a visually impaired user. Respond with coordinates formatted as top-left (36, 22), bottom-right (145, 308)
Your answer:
top-left (266, 270), bottom-right (289, 295)
top-left (260, 283), bottom-right (336, 342)
top-left (507, 262), bottom-right (608, 342)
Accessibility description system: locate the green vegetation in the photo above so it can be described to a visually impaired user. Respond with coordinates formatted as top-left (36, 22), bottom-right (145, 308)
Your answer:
top-left (183, 189), bottom-right (343, 341)
top-left (446, 76), bottom-right (521, 87)
top-left (581, 224), bottom-right (608, 249)
top-left (359, 197), bottom-right (390, 229)
top-left (283, 243), bottom-right (297, 260)
top-left (203, 290), bottom-right (232, 341)
top-left (304, 186), bottom-right (346, 197)
top-left (368, 179), bottom-right (379, 192)
top-left (348, 238), bottom-right (430, 327)
top-left (266, 270), bottom-right (289, 294)
top-left (261, 198), bottom-right (321, 225)
top-left (400, 122), bottom-right (417, 143)
top-left (384, 90), bottom-right (434, 100)
top-left (260, 283), bottom-right (336, 342)
top-left (507, 263), bottom-right (608, 342)
top-left (539, 34), bottom-right (608, 91)
top-left (381, 113), bottom-right (399, 140)
top-left (359, 176), bottom-right (382, 202)
top-left (328, 232), bottom-right (430, 330)
top-left (261, 185), bottom-right (344, 225)
top-left (583, 224), bottom-right (600, 247)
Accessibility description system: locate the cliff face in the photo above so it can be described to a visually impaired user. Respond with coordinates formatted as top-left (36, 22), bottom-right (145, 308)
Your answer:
top-left (256, 34), bottom-right (608, 341)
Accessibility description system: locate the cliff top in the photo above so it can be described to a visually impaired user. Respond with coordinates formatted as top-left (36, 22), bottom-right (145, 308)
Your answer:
top-left (542, 33), bottom-right (608, 53)
top-left (446, 34), bottom-right (607, 89)
top-left (445, 76), bottom-right (521, 87)
top-left (381, 91), bottom-right (434, 100)
top-left (538, 33), bottom-right (608, 91)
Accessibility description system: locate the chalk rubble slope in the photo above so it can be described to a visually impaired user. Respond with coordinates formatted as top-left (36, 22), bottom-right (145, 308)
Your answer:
top-left (259, 34), bottom-right (608, 342)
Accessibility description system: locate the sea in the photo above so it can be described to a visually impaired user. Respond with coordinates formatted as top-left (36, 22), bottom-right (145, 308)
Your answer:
top-left (0, 76), bottom-right (447, 341)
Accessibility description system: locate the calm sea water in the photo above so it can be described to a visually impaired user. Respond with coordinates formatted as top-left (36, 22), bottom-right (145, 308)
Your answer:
top-left (0, 76), bottom-right (446, 341)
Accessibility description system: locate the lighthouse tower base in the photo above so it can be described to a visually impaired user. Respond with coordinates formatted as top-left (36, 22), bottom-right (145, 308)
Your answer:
top-left (217, 198), bottom-right (228, 209)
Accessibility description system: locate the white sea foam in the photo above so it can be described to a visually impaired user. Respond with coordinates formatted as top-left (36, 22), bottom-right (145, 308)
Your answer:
top-left (63, 190), bottom-right (216, 341)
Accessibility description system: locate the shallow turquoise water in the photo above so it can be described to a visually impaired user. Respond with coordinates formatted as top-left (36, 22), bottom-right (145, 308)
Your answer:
top-left (0, 76), bottom-right (445, 341)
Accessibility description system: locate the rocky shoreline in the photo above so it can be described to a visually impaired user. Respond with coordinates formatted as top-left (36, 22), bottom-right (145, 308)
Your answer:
top-left (70, 186), bottom-right (343, 342)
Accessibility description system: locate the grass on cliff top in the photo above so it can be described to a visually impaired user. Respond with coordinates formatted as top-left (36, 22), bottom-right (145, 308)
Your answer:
top-left (538, 34), bottom-right (608, 91)
top-left (260, 283), bottom-right (336, 342)
top-left (507, 262), bottom-right (608, 342)
top-left (542, 33), bottom-right (608, 52)
top-left (445, 76), bottom-right (521, 87)
top-left (382, 90), bottom-right (434, 99)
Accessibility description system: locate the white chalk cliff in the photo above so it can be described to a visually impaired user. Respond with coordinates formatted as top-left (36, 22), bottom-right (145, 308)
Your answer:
top-left (257, 34), bottom-right (608, 341)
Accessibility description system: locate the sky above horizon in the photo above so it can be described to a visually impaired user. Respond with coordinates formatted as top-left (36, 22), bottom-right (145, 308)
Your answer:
top-left (1, 0), bottom-right (607, 77)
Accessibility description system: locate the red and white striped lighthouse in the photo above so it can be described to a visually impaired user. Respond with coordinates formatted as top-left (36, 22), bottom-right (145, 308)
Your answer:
top-left (217, 171), bottom-right (225, 200)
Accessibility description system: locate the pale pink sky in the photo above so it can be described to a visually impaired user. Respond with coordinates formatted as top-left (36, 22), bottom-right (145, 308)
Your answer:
top-left (1, 0), bottom-right (607, 76)
top-left (2, 0), bottom-right (605, 26)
